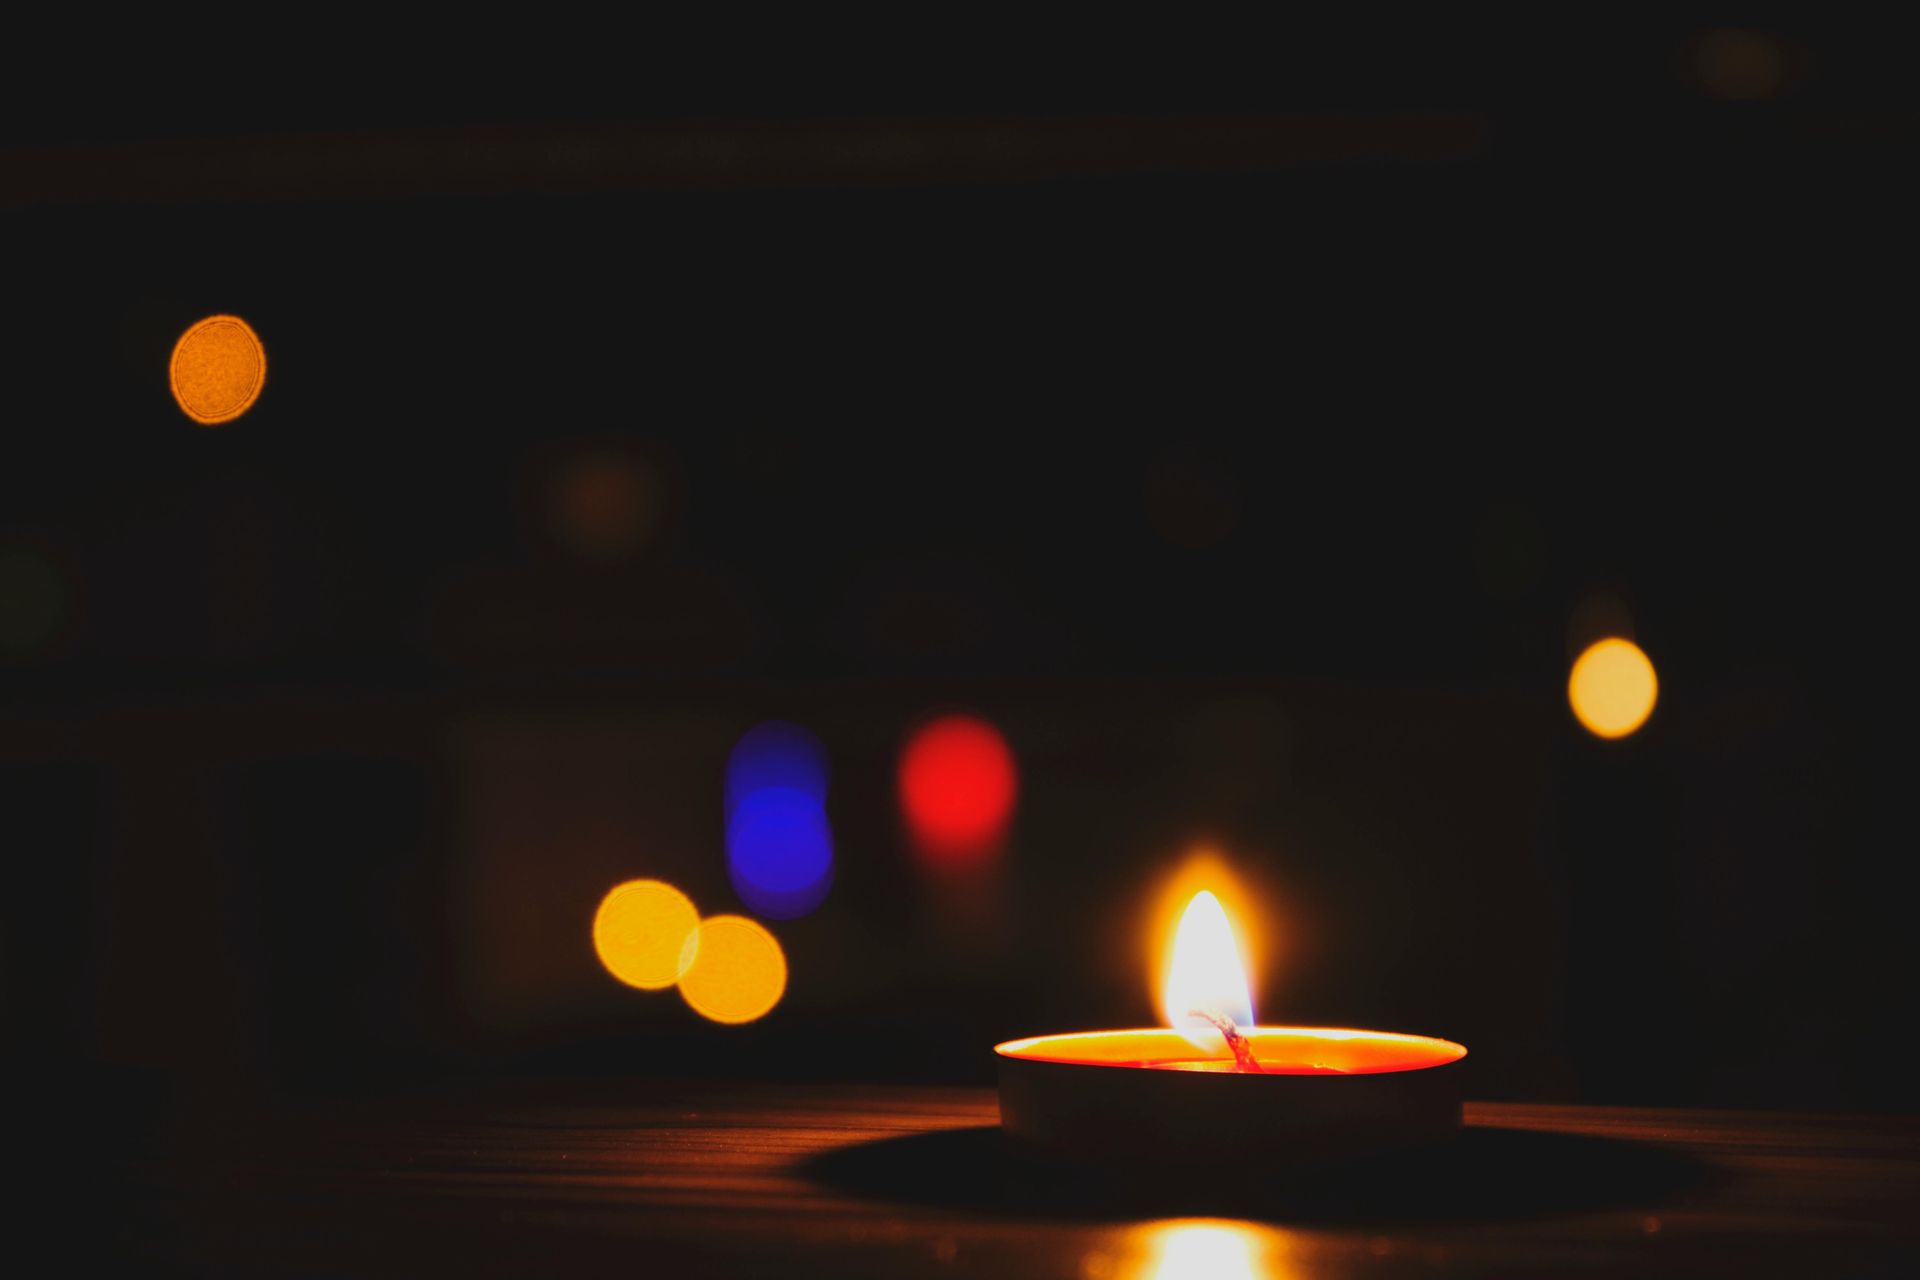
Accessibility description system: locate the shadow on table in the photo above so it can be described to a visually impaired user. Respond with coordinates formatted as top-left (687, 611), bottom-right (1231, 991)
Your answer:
top-left (799, 1124), bottom-right (1711, 1225)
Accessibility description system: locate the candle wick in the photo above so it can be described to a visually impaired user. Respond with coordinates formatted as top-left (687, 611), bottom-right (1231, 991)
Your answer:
top-left (1188, 1008), bottom-right (1263, 1073)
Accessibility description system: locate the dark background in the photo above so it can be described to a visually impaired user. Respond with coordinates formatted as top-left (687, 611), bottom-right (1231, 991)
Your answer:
top-left (2, 25), bottom-right (1908, 1119)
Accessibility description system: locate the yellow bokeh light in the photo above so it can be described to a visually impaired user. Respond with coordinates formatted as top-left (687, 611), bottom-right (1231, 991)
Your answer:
top-left (169, 314), bottom-right (266, 425)
top-left (1569, 637), bottom-right (1659, 739)
top-left (592, 879), bottom-right (700, 990)
top-left (677, 915), bottom-right (787, 1024)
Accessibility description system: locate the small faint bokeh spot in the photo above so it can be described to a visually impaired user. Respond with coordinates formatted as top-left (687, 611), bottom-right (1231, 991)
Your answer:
top-left (548, 448), bottom-right (664, 562)
top-left (1475, 503), bottom-right (1547, 597)
top-left (1145, 454), bottom-right (1238, 550)
top-left (0, 548), bottom-right (67, 655)
top-left (1694, 28), bottom-right (1791, 102)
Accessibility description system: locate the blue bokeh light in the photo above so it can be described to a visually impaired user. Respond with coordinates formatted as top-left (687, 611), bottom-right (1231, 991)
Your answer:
top-left (725, 721), bottom-right (829, 817)
top-left (727, 788), bottom-right (833, 918)
top-left (725, 723), bottom-right (833, 919)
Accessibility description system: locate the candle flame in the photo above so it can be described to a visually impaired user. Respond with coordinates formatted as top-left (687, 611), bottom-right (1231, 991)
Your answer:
top-left (1162, 890), bottom-right (1256, 1053)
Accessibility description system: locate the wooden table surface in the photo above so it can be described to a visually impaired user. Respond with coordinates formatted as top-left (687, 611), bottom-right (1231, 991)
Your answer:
top-left (101, 1082), bottom-right (1919, 1277)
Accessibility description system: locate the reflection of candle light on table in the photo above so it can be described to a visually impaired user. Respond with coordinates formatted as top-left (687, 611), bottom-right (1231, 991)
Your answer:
top-left (1142, 1220), bottom-right (1269, 1280)
top-left (1084, 1219), bottom-right (1286, 1280)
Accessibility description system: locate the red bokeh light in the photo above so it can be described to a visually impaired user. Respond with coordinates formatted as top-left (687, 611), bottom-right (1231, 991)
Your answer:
top-left (898, 714), bottom-right (1018, 861)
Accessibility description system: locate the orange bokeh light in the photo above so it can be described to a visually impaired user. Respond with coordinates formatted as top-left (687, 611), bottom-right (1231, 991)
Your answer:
top-left (677, 915), bottom-right (788, 1024)
top-left (1569, 637), bottom-right (1659, 739)
top-left (169, 314), bottom-right (266, 425)
top-left (592, 879), bottom-right (701, 990)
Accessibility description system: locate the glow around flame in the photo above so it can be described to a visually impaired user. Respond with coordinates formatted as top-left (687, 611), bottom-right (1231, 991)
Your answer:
top-left (1162, 889), bottom-right (1256, 1052)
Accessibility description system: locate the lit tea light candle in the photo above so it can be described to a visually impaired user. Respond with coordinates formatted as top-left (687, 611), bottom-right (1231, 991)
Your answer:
top-left (995, 888), bottom-right (1466, 1163)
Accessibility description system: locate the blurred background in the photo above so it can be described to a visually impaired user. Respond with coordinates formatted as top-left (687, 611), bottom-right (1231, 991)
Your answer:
top-left (2, 23), bottom-right (1908, 1118)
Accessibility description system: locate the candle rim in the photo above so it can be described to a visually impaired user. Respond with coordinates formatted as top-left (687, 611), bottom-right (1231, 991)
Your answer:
top-left (994, 1025), bottom-right (1467, 1074)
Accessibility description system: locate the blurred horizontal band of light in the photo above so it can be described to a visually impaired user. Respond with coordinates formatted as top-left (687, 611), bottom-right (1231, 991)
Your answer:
top-left (1569, 637), bottom-right (1659, 740)
top-left (169, 314), bottom-right (266, 425)
top-left (726, 722), bottom-right (834, 919)
top-left (898, 713), bottom-right (1017, 866)
top-left (592, 879), bottom-right (700, 990)
top-left (678, 915), bottom-right (787, 1025)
